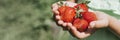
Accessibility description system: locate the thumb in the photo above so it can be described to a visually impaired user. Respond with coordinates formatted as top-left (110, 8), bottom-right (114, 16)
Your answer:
top-left (89, 20), bottom-right (108, 29)
top-left (89, 21), bottom-right (96, 29)
top-left (69, 26), bottom-right (91, 39)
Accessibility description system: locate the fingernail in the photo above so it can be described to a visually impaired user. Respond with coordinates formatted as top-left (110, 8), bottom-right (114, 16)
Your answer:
top-left (67, 23), bottom-right (72, 27)
top-left (52, 3), bottom-right (58, 9)
top-left (90, 21), bottom-right (95, 28)
top-left (62, 23), bottom-right (67, 27)
top-left (58, 20), bottom-right (63, 25)
top-left (56, 15), bottom-right (61, 20)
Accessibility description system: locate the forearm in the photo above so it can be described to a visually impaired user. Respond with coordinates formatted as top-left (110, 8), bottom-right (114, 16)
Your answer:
top-left (109, 16), bottom-right (120, 35)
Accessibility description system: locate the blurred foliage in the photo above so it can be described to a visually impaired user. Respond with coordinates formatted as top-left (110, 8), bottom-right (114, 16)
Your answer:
top-left (0, 0), bottom-right (120, 40)
top-left (0, 0), bottom-right (70, 40)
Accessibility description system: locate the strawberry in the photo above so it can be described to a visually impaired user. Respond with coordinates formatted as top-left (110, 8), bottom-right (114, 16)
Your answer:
top-left (58, 6), bottom-right (76, 22)
top-left (58, 6), bottom-right (68, 15)
top-left (74, 3), bottom-right (88, 12)
top-left (81, 12), bottom-right (97, 23)
top-left (73, 18), bottom-right (88, 32)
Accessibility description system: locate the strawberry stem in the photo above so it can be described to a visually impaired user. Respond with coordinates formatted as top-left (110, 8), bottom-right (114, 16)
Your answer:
top-left (76, 11), bottom-right (80, 18)
top-left (75, 6), bottom-right (83, 18)
top-left (57, 1), bottom-right (67, 6)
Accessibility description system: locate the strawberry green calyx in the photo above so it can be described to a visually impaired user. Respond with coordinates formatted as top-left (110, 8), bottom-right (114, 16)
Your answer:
top-left (76, 10), bottom-right (83, 18)
top-left (58, 1), bottom-right (63, 6)
top-left (75, 6), bottom-right (84, 18)
top-left (84, 1), bottom-right (90, 4)
top-left (57, 1), bottom-right (66, 6)
top-left (79, 0), bottom-right (91, 4)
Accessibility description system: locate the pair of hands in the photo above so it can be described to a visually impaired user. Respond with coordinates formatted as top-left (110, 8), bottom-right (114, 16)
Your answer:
top-left (51, 1), bottom-right (109, 39)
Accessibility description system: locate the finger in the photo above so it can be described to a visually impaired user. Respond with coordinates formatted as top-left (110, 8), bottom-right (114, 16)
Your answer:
top-left (55, 15), bottom-right (61, 20)
top-left (92, 11), bottom-right (109, 28)
top-left (91, 20), bottom-right (108, 28)
top-left (57, 20), bottom-right (68, 30)
top-left (57, 20), bottom-right (67, 30)
top-left (67, 23), bottom-right (73, 27)
top-left (53, 10), bottom-right (59, 15)
top-left (69, 26), bottom-right (91, 39)
top-left (62, 22), bottom-right (67, 27)
top-left (58, 20), bottom-right (64, 25)
top-left (67, 23), bottom-right (73, 30)
top-left (62, 23), bottom-right (72, 31)
top-left (52, 3), bottom-right (59, 14)
top-left (89, 21), bottom-right (96, 28)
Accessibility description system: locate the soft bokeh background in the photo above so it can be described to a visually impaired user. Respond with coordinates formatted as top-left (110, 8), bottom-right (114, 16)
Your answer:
top-left (0, 0), bottom-right (120, 40)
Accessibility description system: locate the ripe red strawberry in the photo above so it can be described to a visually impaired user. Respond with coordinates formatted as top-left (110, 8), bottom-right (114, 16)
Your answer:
top-left (61, 7), bottom-right (76, 22)
top-left (81, 12), bottom-right (97, 23)
top-left (58, 6), bottom-right (68, 15)
top-left (74, 3), bottom-right (88, 12)
top-left (73, 18), bottom-right (88, 32)
top-left (58, 6), bottom-right (76, 22)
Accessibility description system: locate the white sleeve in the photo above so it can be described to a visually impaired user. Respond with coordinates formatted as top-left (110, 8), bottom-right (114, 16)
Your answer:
top-left (88, 0), bottom-right (120, 15)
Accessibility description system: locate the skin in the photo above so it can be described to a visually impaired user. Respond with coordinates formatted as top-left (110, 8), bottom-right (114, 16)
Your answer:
top-left (66, 0), bottom-right (76, 2)
top-left (109, 16), bottom-right (120, 36)
top-left (51, 0), bottom-right (120, 39)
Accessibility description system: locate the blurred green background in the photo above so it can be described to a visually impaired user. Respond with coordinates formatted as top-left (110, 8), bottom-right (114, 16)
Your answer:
top-left (0, 0), bottom-right (120, 40)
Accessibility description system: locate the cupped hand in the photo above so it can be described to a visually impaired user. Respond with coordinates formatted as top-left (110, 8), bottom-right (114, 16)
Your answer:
top-left (89, 11), bottom-right (109, 29)
top-left (68, 11), bottom-right (110, 39)
top-left (51, 1), bottom-right (109, 39)
top-left (51, 1), bottom-right (77, 30)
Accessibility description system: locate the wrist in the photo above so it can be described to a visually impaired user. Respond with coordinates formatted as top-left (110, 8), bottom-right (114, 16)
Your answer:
top-left (108, 16), bottom-right (118, 27)
top-left (108, 16), bottom-right (120, 35)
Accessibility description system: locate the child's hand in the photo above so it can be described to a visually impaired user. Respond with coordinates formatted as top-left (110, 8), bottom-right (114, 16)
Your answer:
top-left (68, 11), bottom-right (110, 39)
top-left (51, 1), bottom-right (109, 39)
top-left (51, 1), bottom-right (77, 30)
top-left (89, 11), bottom-right (109, 29)
top-left (52, 1), bottom-right (93, 39)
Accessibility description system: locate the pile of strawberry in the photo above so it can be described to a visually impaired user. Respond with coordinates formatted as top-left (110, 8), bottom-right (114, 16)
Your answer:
top-left (57, 2), bottom-right (97, 32)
